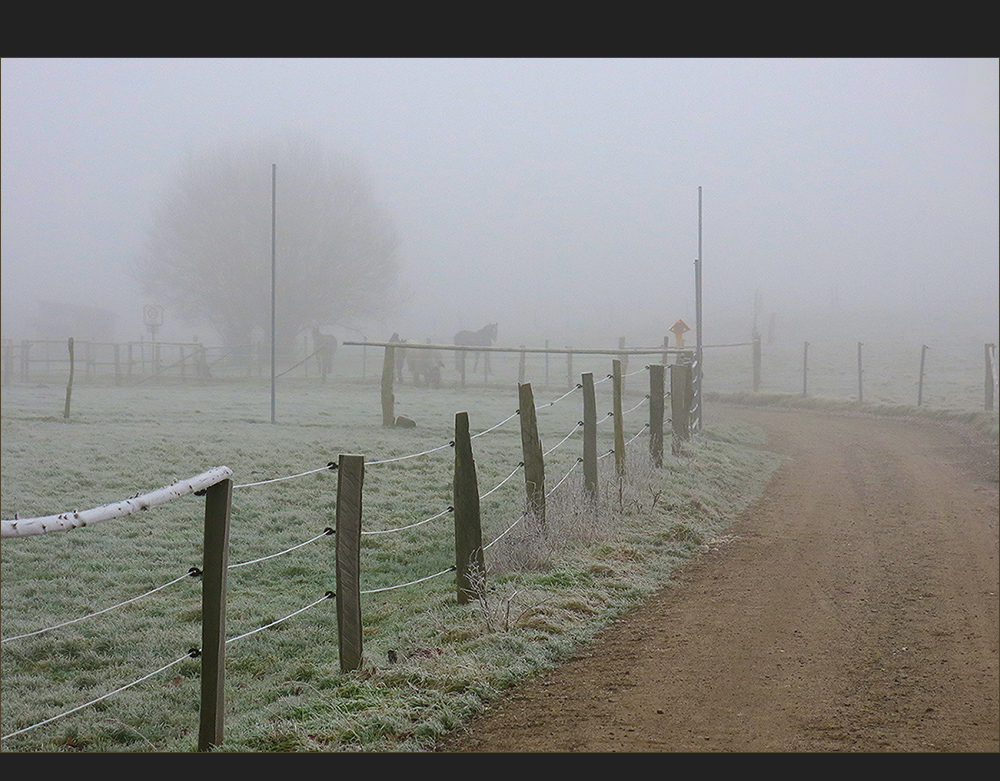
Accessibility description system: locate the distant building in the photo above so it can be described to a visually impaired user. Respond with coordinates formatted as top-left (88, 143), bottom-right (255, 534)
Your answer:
top-left (31, 300), bottom-right (117, 343)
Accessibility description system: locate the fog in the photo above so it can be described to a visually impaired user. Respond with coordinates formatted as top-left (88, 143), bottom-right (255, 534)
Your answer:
top-left (2, 58), bottom-right (997, 348)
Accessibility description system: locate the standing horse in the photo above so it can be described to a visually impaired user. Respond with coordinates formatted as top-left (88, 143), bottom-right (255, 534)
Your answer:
top-left (311, 327), bottom-right (338, 381)
top-left (454, 323), bottom-right (498, 375)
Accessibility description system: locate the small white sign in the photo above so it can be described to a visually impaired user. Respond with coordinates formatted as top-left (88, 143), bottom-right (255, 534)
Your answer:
top-left (143, 305), bottom-right (164, 327)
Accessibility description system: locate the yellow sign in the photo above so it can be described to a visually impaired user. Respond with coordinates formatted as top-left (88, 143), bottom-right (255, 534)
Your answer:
top-left (670, 319), bottom-right (690, 347)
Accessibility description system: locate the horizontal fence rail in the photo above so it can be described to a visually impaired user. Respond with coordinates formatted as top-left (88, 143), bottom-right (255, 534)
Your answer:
top-left (1, 467), bottom-right (233, 538)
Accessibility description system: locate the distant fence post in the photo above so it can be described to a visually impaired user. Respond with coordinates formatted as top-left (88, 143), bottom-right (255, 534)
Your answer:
top-left (20, 339), bottom-right (30, 382)
top-left (857, 342), bottom-right (864, 403)
top-left (381, 343), bottom-right (396, 426)
top-left (63, 337), bottom-right (75, 419)
top-left (2, 340), bottom-right (12, 386)
top-left (198, 477), bottom-right (233, 752)
top-left (802, 341), bottom-right (809, 397)
top-left (518, 382), bottom-right (546, 529)
top-left (453, 412), bottom-right (484, 604)
top-left (986, 344), bottom-right (996, 411)
top-left (582, 372), bottom-right (598, 499)
top-left (752, 335), bottom-right (761, 392)
top-left (670, 362), bottom-right (692, 454)
top-left (566, 349), bottom-right (573, 391)
top-left (612, 359), bottom-right (626, 477)
top-left (518, 346), bottom-right (526, 384)
top-left (336, 454), bottom-right (365, 673)
top-left (618, 337), bottom-right (628, 395)
top-left (918, 344), bottom-right (929, 406)
top-left (649, 363), bottom-right (665, 467)
top-left (662, 335), bottom-right (670, 366)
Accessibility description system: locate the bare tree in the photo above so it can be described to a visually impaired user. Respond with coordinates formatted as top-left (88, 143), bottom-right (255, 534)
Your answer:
top-left (137, 137), bottom-right (400, 351)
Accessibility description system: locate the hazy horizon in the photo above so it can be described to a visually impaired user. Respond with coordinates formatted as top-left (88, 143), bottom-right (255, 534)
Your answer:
top-left (3, 58), bottom-right (997, 349)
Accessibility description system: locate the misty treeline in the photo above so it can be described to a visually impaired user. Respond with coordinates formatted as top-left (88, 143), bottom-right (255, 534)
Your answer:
top-left (137, 137), bottom-right (401, 353)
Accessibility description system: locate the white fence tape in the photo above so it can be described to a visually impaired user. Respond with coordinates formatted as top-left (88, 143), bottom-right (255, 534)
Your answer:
top-left (1, 466), bottom-right (233, 538)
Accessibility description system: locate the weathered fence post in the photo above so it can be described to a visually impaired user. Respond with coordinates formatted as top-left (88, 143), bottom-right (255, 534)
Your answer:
top-left (518, 382), bottom-right (546, 529)
top-left (662, 335), bottom-right (670, 366)
top-left (2, 340), bottom-right (12, 386)
top-left (21, 339), bottom-right (30, 382)
top-left (752, 335), bottom-right (761, 392)
top-left (381, 343), bottom-right (396, 426)
top-left (582, 372), bottom-right (598, 500)
top-left (612, 359), bottom-right (626, 477)
top-left (114, 344), bottom-right (121, 386)
top-left (649, 363), bottom-right (665, 467)
top-left (336, 454), bottom-right (365, 673)
top-left (566, 348), bottom-right (573, 391)
top-left (518, 346), bottom-right (526, 384)
top-left (198, 477), bottom-right (232, 752)
top-left (986, 344), bottom-right (996, 411)
top-left (918, 344), bottom-right (929, 406)
top-left (453, 412), bottom-right (484, 604)
top-left (618, 337), bottom-right (628, 395)
top-left (670, 362), bottom-right (692, 454)
top-left (63, 337), bottom-right (74, 419)
top-left (802, 341), bottom-right (809, 397)
top-left (857, 341), bottom-right (864, 403)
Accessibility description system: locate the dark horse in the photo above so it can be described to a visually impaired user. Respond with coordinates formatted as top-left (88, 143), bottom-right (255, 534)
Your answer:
top-left (311, 327), bottom-right (338, 381)
top-left (454, 323), bottom-right (497, 375)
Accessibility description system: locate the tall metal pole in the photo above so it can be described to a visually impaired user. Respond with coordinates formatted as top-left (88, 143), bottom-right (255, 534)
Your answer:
top-left (695, 185), bottom-right (703, 431)
top-left (270, 163), bottom-right (277, 424)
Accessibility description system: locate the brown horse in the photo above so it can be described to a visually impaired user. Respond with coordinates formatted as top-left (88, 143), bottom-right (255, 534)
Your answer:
top-left (454, 323), bottom-right (497, 374)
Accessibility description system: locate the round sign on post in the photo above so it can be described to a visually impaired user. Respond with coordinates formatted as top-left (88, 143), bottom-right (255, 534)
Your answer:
top-left (143, 305), bottom-right (164, 327)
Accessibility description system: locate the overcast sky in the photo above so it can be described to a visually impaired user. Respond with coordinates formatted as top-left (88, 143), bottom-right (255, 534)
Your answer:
top-left (2, 58), bottom-right (997, 345)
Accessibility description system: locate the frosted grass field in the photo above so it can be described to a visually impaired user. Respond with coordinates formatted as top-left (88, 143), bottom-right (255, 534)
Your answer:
top-left (1, 352), bottom-right (784, 752)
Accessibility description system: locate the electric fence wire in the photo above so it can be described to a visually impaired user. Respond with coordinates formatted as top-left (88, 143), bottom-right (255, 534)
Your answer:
top-left (0, 570), bottom-right (198, 644)
top-left (1, 651), bottom-right (197, 742)
top-left (2, 590), bottom-right (337, 743)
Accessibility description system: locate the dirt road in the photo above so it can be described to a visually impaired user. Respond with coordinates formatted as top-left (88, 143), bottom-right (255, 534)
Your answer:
top-left (438, 406), bottom-right (999, 752)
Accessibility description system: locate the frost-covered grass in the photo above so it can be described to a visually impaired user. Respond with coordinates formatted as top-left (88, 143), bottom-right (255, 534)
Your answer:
top-left (3, 363), bottom-right (776, 752)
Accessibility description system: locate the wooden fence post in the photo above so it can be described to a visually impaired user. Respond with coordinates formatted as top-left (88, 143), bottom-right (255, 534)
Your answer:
top-left (2, 340), bottom-right (12, 386)
top-left (612, 359), bottom-right (626, 477)
top-left (918, 344), bottom-right (929, 406)
top-left (662, 335), bottom-right (669, 366)
top-left (857, 342), bottom-right (864, 403)
top-left (752, 335), bottom-right (761, 392)
top-left (381, 344), bottom-right (396, 426)
top-left (336, 454), bottom-right (365, 673)
top-left (518, 383), bottom-right (546, 529)
top-left (453, 412), bottom-right (484, 604)
top-left (21, 340), bottom-right (30, 382)
top-left (802, 341), bottom-right (809, 397)
top-left (649, 363), bottom-right (665, 467)
top-left (582, 372), bottom-right (598, 500)
top-left (518, 346), bottom-right (526, 384)
top-left (63, 338), bottom-right (74, 419)
top-left (986, 344), bottom-right (996, 411)
top-left (198, 477), bottom-right (232, 752)
top-left (618, 337), bottom-right (628, 395)
top-left (671, 362), bottom-right (692, 454)
top-left (566, 349), bottom-right (573, 391)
